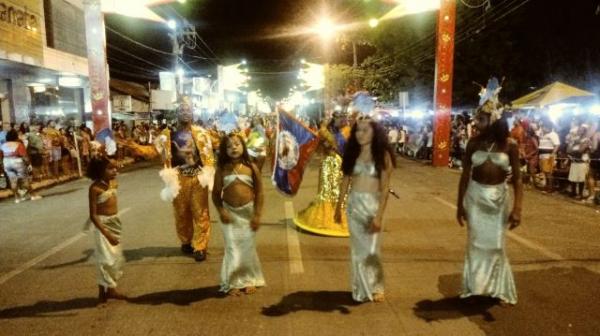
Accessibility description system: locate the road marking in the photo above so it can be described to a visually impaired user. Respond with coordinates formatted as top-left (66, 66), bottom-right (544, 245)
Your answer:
top-left (284, 201), bottom-right (304, 274)
top-left (433, 197), bottom-right (566, 261)
top-left (0, 207), bottom-right (131, 286)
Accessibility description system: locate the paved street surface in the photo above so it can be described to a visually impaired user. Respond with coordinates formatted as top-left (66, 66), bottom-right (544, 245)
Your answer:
top-left (1, 158), bottom-right (599, 336)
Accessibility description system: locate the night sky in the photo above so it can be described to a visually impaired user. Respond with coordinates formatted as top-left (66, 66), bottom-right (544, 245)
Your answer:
top-left (104, 0), bottom-right (600, 103)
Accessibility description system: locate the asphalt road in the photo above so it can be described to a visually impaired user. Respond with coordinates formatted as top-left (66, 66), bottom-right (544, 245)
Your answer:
top-left (0, 157), bottom-right (599, 336)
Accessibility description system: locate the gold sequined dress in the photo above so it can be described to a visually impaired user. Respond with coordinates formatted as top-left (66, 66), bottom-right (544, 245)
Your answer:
top-left (293, 153), bottom-right (349, 237)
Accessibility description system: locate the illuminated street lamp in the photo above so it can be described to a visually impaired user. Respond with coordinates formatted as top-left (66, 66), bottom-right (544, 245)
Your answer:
top-left (312, 17), bottom-right (339, 40)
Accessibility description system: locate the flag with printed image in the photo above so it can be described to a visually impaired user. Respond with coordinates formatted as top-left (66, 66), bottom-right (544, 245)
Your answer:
top-left (272, 110), bottom-right (319, 196)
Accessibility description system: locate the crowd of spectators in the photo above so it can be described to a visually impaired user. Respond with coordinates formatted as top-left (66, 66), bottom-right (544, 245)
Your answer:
top-left (383, 110), bottom-right (600, 205)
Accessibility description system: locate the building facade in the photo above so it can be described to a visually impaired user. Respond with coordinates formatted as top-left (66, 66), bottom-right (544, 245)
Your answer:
top-left (0, 0), bottom-right (90, 128)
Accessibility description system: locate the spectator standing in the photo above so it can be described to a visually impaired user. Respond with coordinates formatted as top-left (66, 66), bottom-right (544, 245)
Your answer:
top-left (388, 126), bottom-right (399, 155)
top-left (523, 125), bottom-right (539, 186)
top-left (27, 123), bottom-right (45, 182)
top-left (588, 120), bottom-right (600, 203)
top-left (398, 126), bottom-right (406, 155)
top-left (566, 123), bottom-right (591, 200)
top-left (538, 121), bottom-right (561, 192)
top-left (0, 130), bottom-right (41, 203)
top-left (44, 120), bottom-right (62, 178)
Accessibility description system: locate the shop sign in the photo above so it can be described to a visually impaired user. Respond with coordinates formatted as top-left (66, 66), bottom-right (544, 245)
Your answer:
top-left (0, 1), bottom-right (38, 31)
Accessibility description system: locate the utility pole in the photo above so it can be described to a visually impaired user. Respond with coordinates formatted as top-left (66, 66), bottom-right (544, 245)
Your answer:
top-left (168, 19), bottom-right (198, 102)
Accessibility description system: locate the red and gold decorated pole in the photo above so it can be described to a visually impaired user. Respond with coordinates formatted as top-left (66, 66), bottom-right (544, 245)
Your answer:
top-left (83, 0), bottom-right (112, 141)
top-left (432, 0), bottom-right (456, 167)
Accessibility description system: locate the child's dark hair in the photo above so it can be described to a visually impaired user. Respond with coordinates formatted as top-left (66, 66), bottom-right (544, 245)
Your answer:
top-left (87, 156), bottom-right (112, 181)
top-left (217, 133), bottom-right (252, 168)
top-left (217, 133), bottom-right (260, 187)
top-left (342, 118), bottom-right (396, 177)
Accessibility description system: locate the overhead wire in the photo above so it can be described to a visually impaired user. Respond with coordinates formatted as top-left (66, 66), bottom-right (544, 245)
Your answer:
top-left (368, 0), bottom-right (514, 66)
top-left (106, 26), bottom-right (174, 56)
top-left (389, 0), bottom-right (520, 66)
top-left (411, 0), bottom-right (531, 66)
top-left (107, 44), bottom-right (169, 71)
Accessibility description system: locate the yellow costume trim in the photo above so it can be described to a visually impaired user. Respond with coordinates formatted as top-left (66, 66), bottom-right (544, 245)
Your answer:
top-left (293, 153), bottom-right (349, 237)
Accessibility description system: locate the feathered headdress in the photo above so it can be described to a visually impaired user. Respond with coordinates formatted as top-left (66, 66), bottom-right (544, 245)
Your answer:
top-left (477, 77), bottom-right (505, 123)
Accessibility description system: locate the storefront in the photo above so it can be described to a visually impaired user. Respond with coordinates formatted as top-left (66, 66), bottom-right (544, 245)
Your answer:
top-left (0, 0), bottom-right (90, 128)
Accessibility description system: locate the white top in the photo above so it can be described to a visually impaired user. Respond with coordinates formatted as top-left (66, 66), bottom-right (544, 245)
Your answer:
top-left (388, 129), bottom-right (398, 144)
top-left (539, 131), bottom-right (560, 151)
top-left (399, 130), bottom-right (406, 143)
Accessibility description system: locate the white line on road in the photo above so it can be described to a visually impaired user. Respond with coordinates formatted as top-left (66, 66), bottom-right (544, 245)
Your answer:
top-left (433, 197), bottom-right (566, 261)
top-left (284, 201), bottom-right (304, 274)
top-left (0, 207), bottom-right (131, 286)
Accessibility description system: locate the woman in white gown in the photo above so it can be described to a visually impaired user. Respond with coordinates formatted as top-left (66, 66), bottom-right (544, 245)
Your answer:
top-left (456, 100), bottom-right (523, 305)
top-left (335, 116), bottom-right (396, 303)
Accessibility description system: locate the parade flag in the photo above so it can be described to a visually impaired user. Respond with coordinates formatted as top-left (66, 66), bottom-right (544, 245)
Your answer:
top-left (272, 110), bottom-right (319, 196)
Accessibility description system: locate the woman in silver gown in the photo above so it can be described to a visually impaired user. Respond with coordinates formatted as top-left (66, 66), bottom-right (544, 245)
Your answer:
top-left (457, 102), bottom-right (523, 305)
top-left (335, 116), bottom-right (396, 303)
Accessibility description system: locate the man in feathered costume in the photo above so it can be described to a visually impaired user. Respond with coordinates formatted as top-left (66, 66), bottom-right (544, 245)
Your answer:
top-left (155, 101), bottom-right (215, 262)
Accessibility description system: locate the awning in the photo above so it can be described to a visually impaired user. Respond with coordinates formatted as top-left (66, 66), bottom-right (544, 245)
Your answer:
top-left (512, 81), bottom-right (595, 108)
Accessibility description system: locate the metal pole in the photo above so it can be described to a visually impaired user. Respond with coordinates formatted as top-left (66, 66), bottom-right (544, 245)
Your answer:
top-left (170, 31), bottom-right (180, 98)
top-left (432, 0), bottom-right (456, 167)
top-left (73, 132), bottom-right (82, 177)
top-left (352, 41), bottom-right (357, 68)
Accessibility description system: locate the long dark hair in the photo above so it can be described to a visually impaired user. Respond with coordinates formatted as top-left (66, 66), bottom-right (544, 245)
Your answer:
top-left (475, 112), bottom-right (510, 148)
top-left (342, 118), bottom-right (396, 177)
top-left (217, 133), bottom-right (252, 169)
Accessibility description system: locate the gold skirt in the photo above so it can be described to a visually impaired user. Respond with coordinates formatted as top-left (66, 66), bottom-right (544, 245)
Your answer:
top-left (293, 153), bottom-right (349, 237)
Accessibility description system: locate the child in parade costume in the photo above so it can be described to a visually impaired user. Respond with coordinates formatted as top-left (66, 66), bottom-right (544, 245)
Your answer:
top-left (335, 115), bottom-right (396, 303)
top-left (293, 117), bottom-right (350, 237)
top-left (456, 77), bottom-right (523, 305)
top-left (87, 155), bottom-right (127, 304)
top-left (212, 134), bottom-right (265, 296)
top-left (155, 103), bottom-right (215, 262)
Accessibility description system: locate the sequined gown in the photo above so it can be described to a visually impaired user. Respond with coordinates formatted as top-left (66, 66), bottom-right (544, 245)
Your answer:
top-left (294, 153), bottom-right (349, 237)
top-left (461, 149), bottom-right (517, 304)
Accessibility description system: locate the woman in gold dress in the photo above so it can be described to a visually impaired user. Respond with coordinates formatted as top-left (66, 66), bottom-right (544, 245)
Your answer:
top-left (293, 119), bottom-right (349, 237)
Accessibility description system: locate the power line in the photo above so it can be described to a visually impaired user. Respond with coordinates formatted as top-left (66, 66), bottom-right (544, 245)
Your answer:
top-left (401, 0), bottom-right (520, 64)
top-left (411, 0), bottom-right (531, 66)
top-left (106, 26), bottom-right (174, 57)
top-left (108, 56), bottom-right (160, 74)
top-left (368, 0), bottom-right (514, 66)
top-left (110, 68), bottom-right (158, 80)
top-left (107, 44), bottom-right (169, 71)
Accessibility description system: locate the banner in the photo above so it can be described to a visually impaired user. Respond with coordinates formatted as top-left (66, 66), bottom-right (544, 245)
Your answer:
top-left (272, 110), bottom-right (319, 196)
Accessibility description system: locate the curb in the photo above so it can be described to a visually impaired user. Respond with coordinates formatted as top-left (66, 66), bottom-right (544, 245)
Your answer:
top-left (0, 158), bottom-right (136, 200)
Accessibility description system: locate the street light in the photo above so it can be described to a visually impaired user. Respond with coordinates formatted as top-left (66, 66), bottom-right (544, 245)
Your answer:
top-left (313, 17), bottom-right (338, 40)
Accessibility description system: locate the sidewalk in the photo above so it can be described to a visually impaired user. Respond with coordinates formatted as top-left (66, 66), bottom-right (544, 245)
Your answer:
top-left (0, 157), bottom-right (135, 201)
